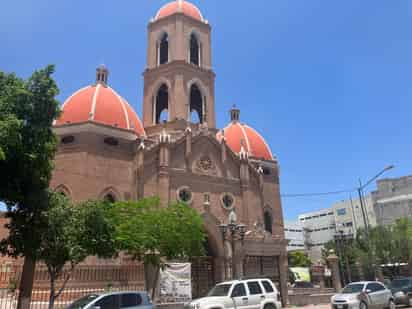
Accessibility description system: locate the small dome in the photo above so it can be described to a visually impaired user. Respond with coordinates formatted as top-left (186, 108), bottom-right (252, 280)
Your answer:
top-left (155, 0), bottom-right (204, 22)
top-left (216, 107), bottom-right (273, 161)
top-left (54, 67), bottom-right (145, 136)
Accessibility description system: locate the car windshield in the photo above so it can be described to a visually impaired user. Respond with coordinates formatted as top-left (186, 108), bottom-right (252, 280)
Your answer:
top-left (207, 284), bottom-right (232, 297)
top-left (341, 284), bottom-right (364, 294)
top-left (67, 294), bottom-right (100, 309)
top-left (391, 279), bottom-right (410, 288)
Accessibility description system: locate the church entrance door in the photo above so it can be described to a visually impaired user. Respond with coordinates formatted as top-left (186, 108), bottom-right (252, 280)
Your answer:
top-left (191, 256), bottom-right (215, 298)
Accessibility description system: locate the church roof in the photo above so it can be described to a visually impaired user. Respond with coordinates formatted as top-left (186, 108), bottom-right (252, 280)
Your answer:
top-left (54, 66), bottom-right (145, 136)
top-left (216, 107), bottom-right (273, 161)
top-left (155, 0), bottom-right (204, 22)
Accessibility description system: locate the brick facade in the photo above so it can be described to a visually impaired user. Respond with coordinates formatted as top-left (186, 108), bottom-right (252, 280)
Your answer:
top-left (1, 2), bottom-right (289, 304)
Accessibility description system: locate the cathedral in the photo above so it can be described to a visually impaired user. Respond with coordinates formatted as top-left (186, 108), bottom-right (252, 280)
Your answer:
top-left (50, 0), bottom-right (288, 303)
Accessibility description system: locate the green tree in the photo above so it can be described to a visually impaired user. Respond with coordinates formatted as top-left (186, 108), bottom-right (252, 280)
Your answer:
top-left (288, 251), bottom-right (311, 267)
top-left (107, 197), bottom-right (206, 297)
top-left (0, 66), bottom-right (60, 308)
top-left (391, 218), bottom-right (412, 268)
top-left (38, 193), bottom-right (116, 309)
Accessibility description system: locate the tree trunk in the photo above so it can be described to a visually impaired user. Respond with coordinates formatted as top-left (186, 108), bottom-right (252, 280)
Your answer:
top-left (17, 256), bottom-right (36, 309)
top-left (48, 275), bottom-right (55, 309)
top-left (151, 267), bottom-right (160, 302)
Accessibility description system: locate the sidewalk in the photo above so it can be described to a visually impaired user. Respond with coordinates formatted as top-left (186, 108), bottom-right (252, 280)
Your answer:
top-left (287, 304), bottom-right (329, 309)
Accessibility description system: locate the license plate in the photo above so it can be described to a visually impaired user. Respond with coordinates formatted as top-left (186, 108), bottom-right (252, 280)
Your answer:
top-left (337, 305), bottom-right (343, 309)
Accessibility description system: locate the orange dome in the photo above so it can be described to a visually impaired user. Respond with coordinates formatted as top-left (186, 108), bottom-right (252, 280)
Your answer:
top-left (155, 0), bottom-right (204, 22)
top-left (55, 70), bottom-right (144, 136)
top-left (217, 108), bottom-right (273, 161)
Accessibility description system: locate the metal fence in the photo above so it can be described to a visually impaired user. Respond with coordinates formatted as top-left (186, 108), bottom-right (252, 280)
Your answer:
top-left (0, 264), bottom-right (145, 309)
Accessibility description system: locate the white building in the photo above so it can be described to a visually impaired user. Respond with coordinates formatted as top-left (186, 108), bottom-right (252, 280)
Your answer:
top-left (372, 175), bottom-right (412, 226)
top-left (299, 209), bottom-right (336, 262)
top-left (284, 221), bottom-right (305, 252)
top-left (332, 194), bottom-right (376, 235)
top-left (297, 194), bottom-right (376, 263)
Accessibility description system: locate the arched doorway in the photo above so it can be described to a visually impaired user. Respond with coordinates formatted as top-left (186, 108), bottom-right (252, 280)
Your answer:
top-left (191, 213), bottom-right (225, 298)
top-left (191, 237), bottom-right (216, 298)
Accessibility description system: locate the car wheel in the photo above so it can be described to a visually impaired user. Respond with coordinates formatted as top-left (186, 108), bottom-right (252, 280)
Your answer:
top-left (387, 299), bottom-right (395, 309)
top-left (264, 304), bottom-right (276, 309)
top-left (359, 301), bottom-right (368, 309)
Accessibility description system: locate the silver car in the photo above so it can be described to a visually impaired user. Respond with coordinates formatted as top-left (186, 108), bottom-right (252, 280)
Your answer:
top-left (67, 291), bottom-right (154, 309)
top-left (331, 281), bottom-right (395, 309)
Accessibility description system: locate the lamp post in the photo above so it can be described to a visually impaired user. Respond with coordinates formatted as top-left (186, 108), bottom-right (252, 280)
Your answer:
top-left (334, 229), bottom-right (353, 284)
top-left (219, 210), bottom-right (246, 280)
top-left (357, 165), bottom-right (394, 233)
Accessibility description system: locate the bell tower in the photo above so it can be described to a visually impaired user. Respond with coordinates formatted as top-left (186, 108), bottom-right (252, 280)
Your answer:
top-left (142, 0), bottom-right (216, 132)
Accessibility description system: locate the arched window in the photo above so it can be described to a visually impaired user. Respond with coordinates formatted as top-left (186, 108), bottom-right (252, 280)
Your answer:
top-left (158, 33), bottom-right (169, 65)
top-left (55, 185), bottom-right (71, 198)
top-left (189, 84), bottom-right (203, 123)
top-left (264, 211), bottom-right (273, 234)
top-left (190, 33), bottom-right (200, 66)
top-left (155, 84), bottom-right (169, 124)
top-left (104, 193), bottom-right (116, 203)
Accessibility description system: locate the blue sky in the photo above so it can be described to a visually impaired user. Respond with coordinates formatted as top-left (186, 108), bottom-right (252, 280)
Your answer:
top-left (1, 1), bottom-right (412, 220)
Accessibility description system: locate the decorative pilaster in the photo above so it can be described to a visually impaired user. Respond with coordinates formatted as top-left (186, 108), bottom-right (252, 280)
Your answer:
top-left (158, 130), bottom-right (171, 206)
top-left (239, 145), bottom-right (250, 225)
top-left (327, 252), bottom-right (342, 292)
top-left (220, 130), bottom-right (227, 164)
top-left (279, 253), bottom-right (289, 307)
top-left (136, 138), bottom-right (145, 199)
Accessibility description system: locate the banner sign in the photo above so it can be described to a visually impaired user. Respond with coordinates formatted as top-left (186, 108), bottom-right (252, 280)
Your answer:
top-left (159, 263), bottom-right (192, 303)
top-left (290, 267), bottom-right (311, 282)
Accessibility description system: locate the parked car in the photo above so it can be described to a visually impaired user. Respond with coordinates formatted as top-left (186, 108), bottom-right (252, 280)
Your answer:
top-left (291, 281), bottom-right (315, 289)
top-left (390, 277), bottom-right (412, 306)
top-left (67, 291), bottom-right (153, 309)
top-left (185, 278), bottom-right (282, 309)
top-left (330, 281), bottom-right (395, 309)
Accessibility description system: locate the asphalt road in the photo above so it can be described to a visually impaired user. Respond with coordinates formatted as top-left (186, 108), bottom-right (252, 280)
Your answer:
top-left (287, 305), bottom-right (412, 309)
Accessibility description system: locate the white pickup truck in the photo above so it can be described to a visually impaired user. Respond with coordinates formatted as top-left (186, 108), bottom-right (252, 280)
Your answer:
top-left (185, 279), bottom-right (282, 309)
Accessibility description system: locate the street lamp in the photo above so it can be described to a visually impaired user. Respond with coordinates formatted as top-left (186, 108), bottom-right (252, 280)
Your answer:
top-left (334, 228), bottom-right (354, 284)
top-left (357, 165), bottom-right (394, 233)
top-left (219, 209), bottom-right (246, 280)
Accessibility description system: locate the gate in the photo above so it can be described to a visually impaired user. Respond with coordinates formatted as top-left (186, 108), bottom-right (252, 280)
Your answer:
top-left (191, 257), bottom-right (215, 299)
top-left (243, 256), bottom-right (280, 285)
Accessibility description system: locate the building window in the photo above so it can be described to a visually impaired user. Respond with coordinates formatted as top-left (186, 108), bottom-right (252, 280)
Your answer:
top-left (220, 193), bottom-right (235, 210)
top-left (264, 211), bottom-right (273, 234)
top-left (104, 193), bottom-right (116, 203)
top-left (189, 84), bottom-right (203, 123)
top-left (177, 186), bottom-right (193, 204)
top-left (158, 33), bottom-right (168, 65)
top-left (61, 135), bottom-right (75, 144)
top-left (204, 193), bottom-right (210, 204)
top-left (104, 137), bottom-right (119, 146)
top-left (155, 84), bottom-right (169, 124)
top-left (189, 33), bottom-right (200, 66)
top-left (337, 208), bottom-right (347, 216)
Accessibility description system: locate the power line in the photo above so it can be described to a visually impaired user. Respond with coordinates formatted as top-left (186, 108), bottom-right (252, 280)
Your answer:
top-left (281, 188), bottom-right (356, 198)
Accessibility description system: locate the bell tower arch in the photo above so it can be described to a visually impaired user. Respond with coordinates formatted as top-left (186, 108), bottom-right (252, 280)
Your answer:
top-left (143, 1), bottom-right (216, 131)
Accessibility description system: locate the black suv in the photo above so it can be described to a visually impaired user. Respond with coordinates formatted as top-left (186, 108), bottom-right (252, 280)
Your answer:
top-left (390, 277), bottom-right (412, 306)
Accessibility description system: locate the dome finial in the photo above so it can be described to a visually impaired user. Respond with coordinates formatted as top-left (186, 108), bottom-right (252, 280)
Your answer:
top-left (230, 104), bottom-right (240, 122)
top-left (96, 64), bottom-right (109, 86)
top-left (177, 0), bottom-right (183, 12)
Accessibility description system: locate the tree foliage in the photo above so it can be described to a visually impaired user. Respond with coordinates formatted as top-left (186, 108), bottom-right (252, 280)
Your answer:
top-left (0, 65), bottom-right (60, 258)
top-left (107, 197), bottom-right (206, 266)
top-left (288, 251), bottom-right (312, 267)
top-left (322, 218), bottom-right (412, 281)
top-left (38, 192), bottom-right (116, 309)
